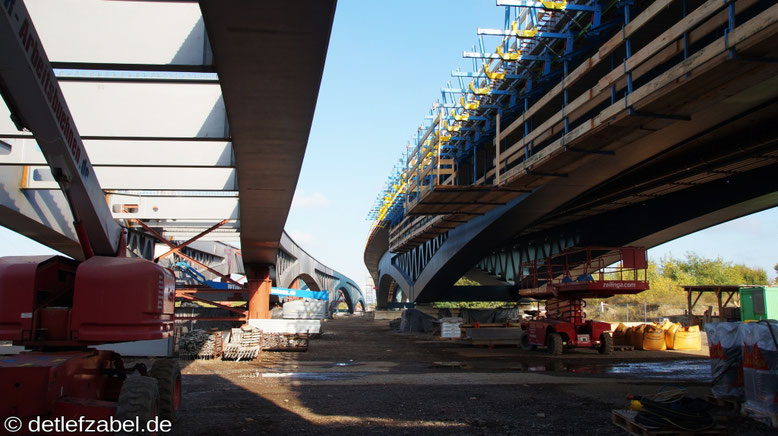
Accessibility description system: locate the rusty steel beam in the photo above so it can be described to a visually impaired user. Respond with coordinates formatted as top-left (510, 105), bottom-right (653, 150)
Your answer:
top-left (154, 219), bottom-right (229, 262)
top-left (131, 219), bottom-right (244, 288)
top-left (178, 293), bottom-right (247, 316)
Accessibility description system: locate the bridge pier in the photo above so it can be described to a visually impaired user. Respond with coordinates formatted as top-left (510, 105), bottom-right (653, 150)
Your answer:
top-left (247, 264), bottom-right (273, 320)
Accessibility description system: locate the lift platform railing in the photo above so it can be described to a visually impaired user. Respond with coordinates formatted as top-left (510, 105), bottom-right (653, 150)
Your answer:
top-left (518, 246), bottom-right (649, 299)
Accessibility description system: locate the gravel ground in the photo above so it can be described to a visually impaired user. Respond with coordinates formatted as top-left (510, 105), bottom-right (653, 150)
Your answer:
top-left (167, 316), bottom-right (775, 435)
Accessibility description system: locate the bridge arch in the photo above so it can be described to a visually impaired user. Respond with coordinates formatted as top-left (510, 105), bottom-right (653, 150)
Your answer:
top-left (275, 232), bottom-right (365, 313)
top-left (287, 273), bottom-right (321, 292)
top-left (331, 278), bottom-right (366, 314)
top-left (376, 271), bottom-right (411, 309)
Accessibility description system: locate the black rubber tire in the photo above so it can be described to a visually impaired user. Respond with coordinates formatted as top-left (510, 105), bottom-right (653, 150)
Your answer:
top-left (520, 332), bottom-right (537, 351)
top-left (598, 332), bottom-right (614, 355)
top-left (150, 358), bottom-right (181, 422)
top-left (115, 376), bottom-right (159, 436)
top-left (547, 332), bottom-right (563, 355)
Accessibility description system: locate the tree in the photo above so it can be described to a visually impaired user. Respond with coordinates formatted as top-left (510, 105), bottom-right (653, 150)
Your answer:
top-left (660, 252), bottom-right (768, 286)
top-left (774, 263), bottom-right (778, 285)
top-left (435, 276), bottom-right (511, 308)
top-left (592, 252), bottom-right (769, 311)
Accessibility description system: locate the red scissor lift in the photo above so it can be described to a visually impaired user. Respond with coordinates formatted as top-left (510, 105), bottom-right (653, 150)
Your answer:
top-left (518, 247), bottom-right (649, 355)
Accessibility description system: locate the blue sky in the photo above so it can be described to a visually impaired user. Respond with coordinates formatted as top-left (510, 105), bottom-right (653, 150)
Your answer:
top-left (1, 0), bottom-right (776, 288)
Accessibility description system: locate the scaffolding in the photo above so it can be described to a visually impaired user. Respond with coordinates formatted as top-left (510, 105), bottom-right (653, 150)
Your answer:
top-left (368, 0), bottom-right (777, 252)
top-left (368, 0), bottom-right (610, 237)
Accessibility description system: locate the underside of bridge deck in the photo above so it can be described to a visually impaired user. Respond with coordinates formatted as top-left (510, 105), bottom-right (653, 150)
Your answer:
top-left (200, 0), bottom-right (336, 267)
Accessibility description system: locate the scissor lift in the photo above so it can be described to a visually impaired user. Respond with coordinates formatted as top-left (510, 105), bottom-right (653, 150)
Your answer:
top-left (518, 247), bottom-right (649, 355)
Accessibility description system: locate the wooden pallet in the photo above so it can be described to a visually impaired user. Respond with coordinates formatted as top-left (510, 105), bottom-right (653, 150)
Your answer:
top-left (612, 410), bottom-right (726, 436)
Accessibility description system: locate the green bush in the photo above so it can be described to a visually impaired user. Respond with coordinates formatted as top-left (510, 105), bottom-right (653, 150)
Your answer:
top-left (589, 252), bottom-right (769, 316)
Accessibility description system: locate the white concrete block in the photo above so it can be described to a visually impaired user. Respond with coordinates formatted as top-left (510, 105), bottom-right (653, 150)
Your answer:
top-left (247, 319), bottom-right (321, 335)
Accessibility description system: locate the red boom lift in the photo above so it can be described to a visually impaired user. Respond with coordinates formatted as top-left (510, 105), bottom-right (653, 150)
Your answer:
top-left (0, 256), bottom-right (181, 432)
top-left (0, 1), bottom-right (181, 433)
top-left (518, 246), bottom-right (649, 355)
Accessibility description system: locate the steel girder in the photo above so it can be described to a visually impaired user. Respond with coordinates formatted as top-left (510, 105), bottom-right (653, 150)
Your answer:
top-left (477, 233), bottom-right (579, 284)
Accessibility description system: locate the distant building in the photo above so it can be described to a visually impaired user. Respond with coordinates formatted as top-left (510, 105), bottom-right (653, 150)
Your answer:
top-left (363, 276), bottom-right (377, 306)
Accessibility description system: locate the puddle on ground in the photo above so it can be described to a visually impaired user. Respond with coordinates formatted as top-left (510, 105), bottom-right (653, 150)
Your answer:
top-left (431, 361), bottom-right (470, 369)
top-left (330, 360), bottom-right (359, 367)
top-left (240, 371), bottom-right (371, 381)
top-left (512, 360), bottom-right (710, 381)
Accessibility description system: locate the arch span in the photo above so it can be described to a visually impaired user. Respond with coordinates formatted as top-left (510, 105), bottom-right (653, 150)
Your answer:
top-left (288, 273), bottom-right (320, 292)
top-left (330, 277), bottom-right (365, 314)
top-left (276, 232), bottom-right (364, 314)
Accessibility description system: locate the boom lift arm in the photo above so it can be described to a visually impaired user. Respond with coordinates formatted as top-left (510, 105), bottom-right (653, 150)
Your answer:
top-left (0, 2), bottom-right (181, 426)
top-left (0, 0), bottom-right (122, 258)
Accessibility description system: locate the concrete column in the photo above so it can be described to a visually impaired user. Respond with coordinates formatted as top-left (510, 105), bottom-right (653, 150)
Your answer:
top-left (247, 265), bottom-right (272, 319)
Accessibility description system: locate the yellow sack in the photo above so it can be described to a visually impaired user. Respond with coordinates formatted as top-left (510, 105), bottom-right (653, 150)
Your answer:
top-left (613, 323), bottom-right (628, 346)
top-left (658, 320), bottom-right (673, 330)
top-left (665, 322), bottom-right (680, 348)
top-left (643, 324), bottom-right (667, 350)
top-left (631, 324), bottom-right (646, 349)
top-left (667, 325), bottom-right (701, 350)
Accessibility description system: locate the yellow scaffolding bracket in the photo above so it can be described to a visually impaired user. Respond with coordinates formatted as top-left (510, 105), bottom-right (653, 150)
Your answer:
top-left (460, 96), bottom-right (480, 110)
top-left (541, 1), bottom-right (567, 10)
top-left (433, 133), bottom-right (445, 145)
top-left (375, 181), bottom-right (407, 223)
top-left (496, 45), bottom-right (520, 61)
top-left (512, 21), bottom-right (539, 38)
top-left (450, 109), bottom-right (470, 122)
top-left (443, 120), bottom-right (461, 133)
top-left (469, 80), bottom-right (490, 95)
top-left (484, 63), bottom-right (505, 80)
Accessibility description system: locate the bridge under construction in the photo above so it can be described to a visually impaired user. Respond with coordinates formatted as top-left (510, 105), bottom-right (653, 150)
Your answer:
top-left (365, 0), bottom-right (778, 306)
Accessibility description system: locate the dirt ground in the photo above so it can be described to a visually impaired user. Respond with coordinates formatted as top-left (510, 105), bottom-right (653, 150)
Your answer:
top-left (169, 316), bottom-right (773, 435)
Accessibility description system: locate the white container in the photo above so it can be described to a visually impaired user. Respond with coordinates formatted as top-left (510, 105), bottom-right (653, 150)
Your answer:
top-left (283, 299), bottom-right (328, 319)
top-left (247, 319), bottom-right (321, 335)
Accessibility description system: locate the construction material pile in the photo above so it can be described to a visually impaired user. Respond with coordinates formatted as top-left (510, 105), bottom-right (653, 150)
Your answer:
top-left (707, 322), bottom-right (744, 400)
top-left (262, 333), bottom-right (308, 351)
top-left (665, 322), bottom-right (702, 350)
top-left (632, 324), bottom-right (667, 351)
top-left (223, 325), bottom-right (261, 361)
top-left (179, 329), bottom-right (220, 359)
top-left (741, 321), bottom-right (778, 426)
top-left (613, 321), bottom-right (701, 351)
top-left (612, 387), bottom-right (720, 434)
top-left (707, 320), bottom-right (778, 427)
top-left (398, 308), bottom-right (434, 333)
top-left (222, 325), bottom-right (310, 359)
